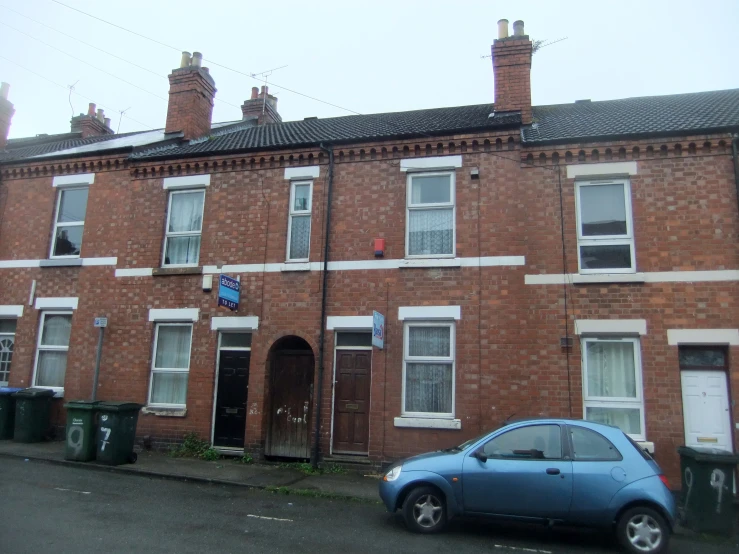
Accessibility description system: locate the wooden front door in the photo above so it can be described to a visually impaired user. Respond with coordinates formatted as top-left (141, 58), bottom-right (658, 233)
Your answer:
top-left (332, 350), bottom-right (371, 454)
top-left (266, 350), bottom-right (314, 458)
top-left (213, 350), bottom-right (250, 448)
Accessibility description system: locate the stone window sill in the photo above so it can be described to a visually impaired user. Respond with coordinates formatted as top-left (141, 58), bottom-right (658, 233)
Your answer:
top-left (394, 417), bottom-right (461, 430)
top-left (141, 407), bottom-right (187, 417)
top-left (573, 273), bottom-right (646, 284)
top-left (152, 266), bottom-right (203, 276)
top-left (40, 259), bottom-right (83, 268)
top-left (281, 262), bottom-right (311, 272)
top-left (400, 258), bottom-right (461, 269)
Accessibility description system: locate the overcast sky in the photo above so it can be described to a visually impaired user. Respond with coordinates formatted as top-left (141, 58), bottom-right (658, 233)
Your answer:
top-left (1, 0), bottom-right (738, 139)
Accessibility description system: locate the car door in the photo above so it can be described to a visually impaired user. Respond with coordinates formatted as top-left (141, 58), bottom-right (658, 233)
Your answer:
top-left (462, 423), bottom-right (573, 519)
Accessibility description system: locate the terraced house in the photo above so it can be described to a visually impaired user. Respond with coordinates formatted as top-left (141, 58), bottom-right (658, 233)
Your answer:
top-left (1, 19), bottom-right (737, 485)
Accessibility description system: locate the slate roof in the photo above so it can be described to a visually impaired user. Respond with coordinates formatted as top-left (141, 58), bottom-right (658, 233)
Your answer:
top-left (523, 89), bottom-right (739, 144)
top-left (0, 131), bottom-right (143, 162)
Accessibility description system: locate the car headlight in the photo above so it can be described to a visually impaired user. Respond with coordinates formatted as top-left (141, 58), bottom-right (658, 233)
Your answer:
top-left (384, 465), bottom-right (402, 482)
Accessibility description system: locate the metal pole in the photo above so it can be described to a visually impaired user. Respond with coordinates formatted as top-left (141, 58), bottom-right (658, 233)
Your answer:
top-left (91, 327), bottom-right (104, 401)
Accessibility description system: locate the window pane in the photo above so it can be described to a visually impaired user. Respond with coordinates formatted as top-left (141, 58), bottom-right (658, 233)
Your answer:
top-left (0, 320), bottom-right (17, 333)
top-left (36, 350), bottom-right (67, 387)
top-left (405, 363), bottom-right (452, 413)
top-left (411, 175), bottom-right (451, 204)
top-left (336, 332), bottom-right (372, 347)
top-left (408, 326), bottom-right (450, 357)
top-left (155, 326), bottom-right (192, 369)
top-left (289, 215), bottom-right (311, 259)
top-left (483, 425), bottom-right (562, 459)
top-left (164, 236), bottom-right (201, 265)
top-left (580, 244), bottom-right (632, 270)
top-left (220, 333), bottom-right (252, 348)
top-left (168, 191), bottom-right (204, 233)
top-left (150, 372), bottom-right (188, 405)
top-left (679, 347), bottom-right (726, 368)
top-left (58, 188), bottom-right (88, 222)
top-left (586, 406), bottom-right (641, 436)
top-left (41, 315), bottom-right (72, 347)
top-left (408, 208), bottom-right (453, 256)
top-left (569, 426), bottom-right (621, 460)
top-left (53, 226), bottom-right (84, 256)
top-left (293, 185), bottom-right (310, 211)
top-left (580, 184), bottom-right (626, 236)
top-left (0, 336), bottom-right (14, 384)
top-left (586, 341), bottom-right (636, 398)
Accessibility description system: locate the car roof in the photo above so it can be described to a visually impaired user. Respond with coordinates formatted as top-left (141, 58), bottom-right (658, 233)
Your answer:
top-left (502, 417), bottom-right (622, 433)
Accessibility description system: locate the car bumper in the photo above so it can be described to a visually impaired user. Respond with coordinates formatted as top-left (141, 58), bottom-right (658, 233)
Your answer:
top-left (378, 478), bottom-right (401, 512)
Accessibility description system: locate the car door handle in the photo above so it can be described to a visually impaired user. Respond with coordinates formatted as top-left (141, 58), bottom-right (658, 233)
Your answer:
top-left (546, 468), bottom-right (561, 475)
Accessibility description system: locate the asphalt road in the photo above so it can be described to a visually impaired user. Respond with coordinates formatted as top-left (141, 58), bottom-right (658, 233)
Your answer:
top-left (0, 458), bottom-right (735, 554)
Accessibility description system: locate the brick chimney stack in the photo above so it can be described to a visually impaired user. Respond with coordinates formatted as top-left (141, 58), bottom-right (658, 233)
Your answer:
top-left (0, 82), bottom-right (15, 149)
top-left (70, 102), bottom-right (115, 138)
top-left (241, 86), bottom-right (282, 125)
top-left (165, 51), bottom-right (217, 139)
top-left (491, 19), bottom-right (533, 124)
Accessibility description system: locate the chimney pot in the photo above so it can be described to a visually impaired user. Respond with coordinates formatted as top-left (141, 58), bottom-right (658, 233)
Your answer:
top-left (513, 20), bottom-right (524, 36)
top-left (88, 103), bottom-right (96, 116)
top-left (0, 82), bottom-right (9, 100)
top-left (251, 87), bottom-right (259, 99)
top-left (0, 82), bottom-right (14, 149)
top-left (180, 51), bottom-right (191, 68)
top-left (104, 117), bottom-right (111, 128)
top-left (192, 52), bottom-right (203, 68)
top-left (497, 19), bottom-right (509, 39)
top-left (260, 85), bottom-right (266, 95)
top-left (97, 108), bottom-right (104, 122)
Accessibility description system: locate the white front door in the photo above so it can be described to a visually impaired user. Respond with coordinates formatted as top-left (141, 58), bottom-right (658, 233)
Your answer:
top-left (681, 370), bottom-right (732, 451)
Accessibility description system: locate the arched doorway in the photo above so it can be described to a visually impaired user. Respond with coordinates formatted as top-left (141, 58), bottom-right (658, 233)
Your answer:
top-left (265, 336), bottom-right (315, 458)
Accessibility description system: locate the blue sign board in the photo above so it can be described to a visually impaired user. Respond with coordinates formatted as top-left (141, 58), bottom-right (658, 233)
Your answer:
top-left (372, 311), bottom-right (384, 349)
top-left (218, 274), bottom-right (240, 311)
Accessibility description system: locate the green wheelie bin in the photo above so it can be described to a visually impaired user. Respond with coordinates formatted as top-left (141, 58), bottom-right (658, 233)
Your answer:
top-left (95, 402), bottom-right (142, 465)
top-left (0, 387), bottom-right (23, 439)
top-left (678, 446), bottom-right (739, 535)
top-left (64, 400), bottom-right (100, 461)
top-left (12, 388), bottom-right (55, 443)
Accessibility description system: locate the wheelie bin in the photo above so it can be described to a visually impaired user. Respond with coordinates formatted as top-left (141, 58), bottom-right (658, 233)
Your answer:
top-left (95, 402), bottom-right (142, 465)
top-left (64, 400), bottom-right (100, 461)
top-left (0, 387), bottom-right (23, 439)
top-left (12, 388), bottom-right (55, 442)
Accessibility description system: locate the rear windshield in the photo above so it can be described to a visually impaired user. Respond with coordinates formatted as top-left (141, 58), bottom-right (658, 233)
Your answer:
top-left (624, 433), bottom-right (653, 461)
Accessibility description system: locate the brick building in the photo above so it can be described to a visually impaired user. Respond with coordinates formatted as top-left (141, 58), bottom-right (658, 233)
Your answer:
top-left (1, 20), bottom-right (738, 484)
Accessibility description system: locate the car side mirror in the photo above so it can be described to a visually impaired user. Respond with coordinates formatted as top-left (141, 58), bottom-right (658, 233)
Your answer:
top-left (473, 449), bottom-right (488, 463)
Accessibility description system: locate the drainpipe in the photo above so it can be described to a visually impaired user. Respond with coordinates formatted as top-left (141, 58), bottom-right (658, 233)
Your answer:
top-left (732, 136), bottom-right (739, 215)
top-left (311, 143), bottom-right (335, 469)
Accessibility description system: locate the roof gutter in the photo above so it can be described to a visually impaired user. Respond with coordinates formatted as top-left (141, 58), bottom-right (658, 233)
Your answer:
top-left (311, 143), bottom-right (334, 469)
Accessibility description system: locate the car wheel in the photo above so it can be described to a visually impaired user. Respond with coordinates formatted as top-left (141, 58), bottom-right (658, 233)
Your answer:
top-left (402, 486), bottom-right (447, 533)
top-left (616, 506), bottom-right (669, 554)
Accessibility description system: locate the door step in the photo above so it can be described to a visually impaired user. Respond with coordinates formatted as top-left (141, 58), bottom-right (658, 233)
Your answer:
top-left (323, 455), bottom-right (379, 472)
top-left (214, 447), bottom-right (244, 457)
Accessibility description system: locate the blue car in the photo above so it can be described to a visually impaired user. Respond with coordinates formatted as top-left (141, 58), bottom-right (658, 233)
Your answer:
top-left (379, 419), bottom-right (676, 554)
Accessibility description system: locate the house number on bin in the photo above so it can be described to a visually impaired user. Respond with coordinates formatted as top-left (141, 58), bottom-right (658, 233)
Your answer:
top-left (100, 427), bottom-right (112, 451)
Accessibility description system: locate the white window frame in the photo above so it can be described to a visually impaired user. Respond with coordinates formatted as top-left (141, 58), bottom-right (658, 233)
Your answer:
top-left (162, 189), bottom-right (205, 268)
top-left (32, 311), bottom-right (73, 396)
top-left (581, 336), bottom-right (645, 441)
top-left (147, 322), bottom-right (193, 408)
top-left (401, 321), bottom-right (455, 418)
top-left (0, 318), bottom-right (17, 386)
top-left (405, 171), bottom-right (456, 259)
top-left (286, 180), bottom-right (313, 262)
top-left (575, 179), bottom-right (635, 274)
top-left (50, 186), bottom-right (89, 259)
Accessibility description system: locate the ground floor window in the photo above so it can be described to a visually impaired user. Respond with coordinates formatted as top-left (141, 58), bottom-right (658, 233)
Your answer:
top-left (582, 337), bottom-right (644, 440)
top-left (34, 312), bottom-right (72, 390)
top-left (402, 322), bottom-right (455, 417)
top-left (0, 319), bottom-right (17, 386)
top-left (148, 323), bottom-right (193, 407)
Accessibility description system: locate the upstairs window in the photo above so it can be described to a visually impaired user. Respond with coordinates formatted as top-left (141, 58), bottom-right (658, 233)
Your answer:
top-left (287, 181), bottom-right (312, 261)
top-left (163, 189), bottom-right (205, 267)
top-left (51, 187), bottom-right (89, 258)
top-left (406, 172), bottom-right (455, 257)
top-left (576, 179), bottom-right (635, 273)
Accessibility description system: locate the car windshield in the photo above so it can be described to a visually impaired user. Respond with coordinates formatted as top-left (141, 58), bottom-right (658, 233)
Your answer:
top-left (444, 429), bottom-right (498, 452)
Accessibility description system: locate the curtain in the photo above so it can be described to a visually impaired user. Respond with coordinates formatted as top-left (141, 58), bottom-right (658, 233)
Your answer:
top-left (586, 407), bottom-right (641, 436)
top-left (586, 341), bottom-right (636, 398)
top-left (408, 208), bottom-right (453, 256)
top-left (37, 351), bottom-right (67, 387)
top-left (151, 373), bottom-right (189, 405)
top-left (408, 327), bottom-right (450, 357)
top-left (41, 314), bottom-right (72, 346)
top-left (166, 192), bottom-right (203, 265)
top-left (290, 215), bottom-right (311, 259)
top-left (406, 326), bottom-right (452, 413)
top-left (152, 326), bottom-right (191, 405)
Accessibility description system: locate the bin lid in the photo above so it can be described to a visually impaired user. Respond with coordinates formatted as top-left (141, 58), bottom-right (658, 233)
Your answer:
top-left (97, 401), bottom-right (143, 412)
top-left (677, 445), bottom-right (739, 463)
top-left (64, 400), bottom-right (101, 410)
top-left (12, 387), bottom-right (56, 398)
top-left (0, 387), bottom-right (23, 396)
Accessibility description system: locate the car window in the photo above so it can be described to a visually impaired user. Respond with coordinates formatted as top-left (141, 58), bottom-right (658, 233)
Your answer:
top-left (482, 424), bottom-right (562, 460)
top-left (569, 426), bottom-right (622, 460)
